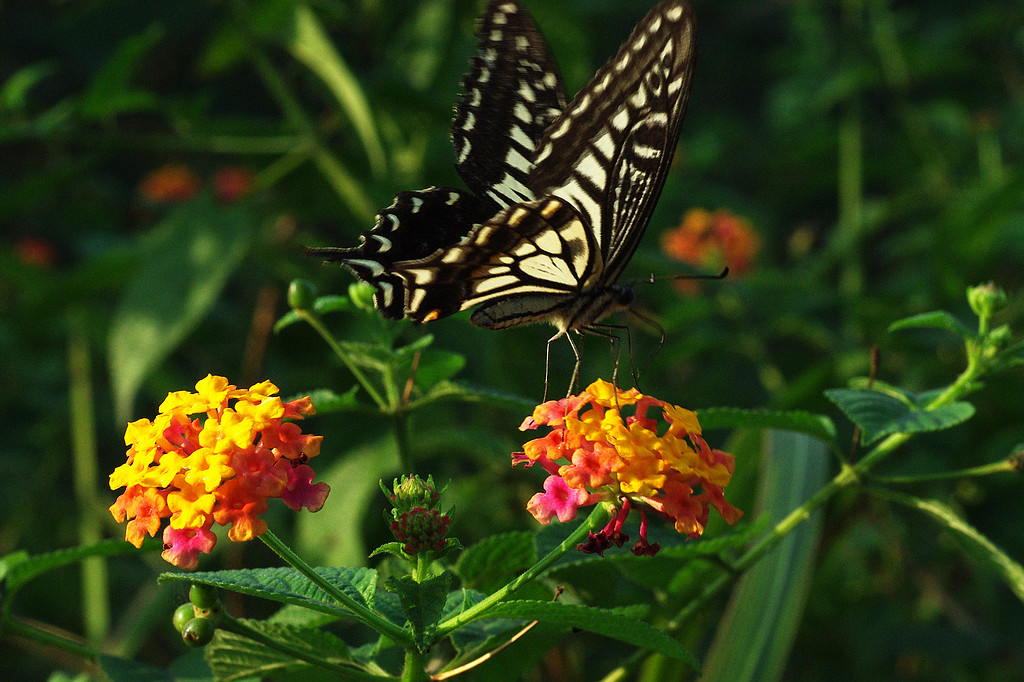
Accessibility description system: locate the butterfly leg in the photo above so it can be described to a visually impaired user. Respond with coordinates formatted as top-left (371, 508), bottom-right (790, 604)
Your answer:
top-left (564, 331), bottom-right (585, 398)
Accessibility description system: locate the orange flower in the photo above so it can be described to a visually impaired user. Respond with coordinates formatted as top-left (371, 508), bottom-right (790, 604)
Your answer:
top-left (109, 375), bottom-right (329, 568)
top-left (513, 380), bottom-right (742, 556)
top-left (661, 208), bottom-right (760, 290)
top-left (138, 163), bottom-right (200, 203)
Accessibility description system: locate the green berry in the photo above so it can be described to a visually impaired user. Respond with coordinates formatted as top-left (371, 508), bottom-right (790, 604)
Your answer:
top-left (172, 603), bottom-right (195, 633)
top-left (182, 617), bottom-right (215, 647)
top-left (189, 583), bottom-right (218, 610)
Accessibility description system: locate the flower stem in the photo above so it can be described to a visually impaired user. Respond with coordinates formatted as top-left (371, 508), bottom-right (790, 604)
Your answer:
top-left (433, 504), bottom-right (612, 637)
top-left (296, 309), bottom-right (388, 410)
top-left (258, 530), bottom-right (412, 647)
top-left (870, 458), bottom-right (1018, 484)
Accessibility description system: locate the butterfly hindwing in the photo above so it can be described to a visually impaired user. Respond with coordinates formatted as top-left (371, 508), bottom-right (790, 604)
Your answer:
top-left (452, 0), bottom-right (567, 210)
top-left (379, 196), bottom-right (596, 324)
top-left (304, 187), bottom-right (494, 318)
top-left (529, 0), bottom-right (695, 281)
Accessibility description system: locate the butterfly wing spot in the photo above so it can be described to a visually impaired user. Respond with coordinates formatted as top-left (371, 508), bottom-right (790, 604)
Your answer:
top-left (540, 199), bottom-right (561, 219)
top-left (490, 29), bottom-right (503, 42)
top-left (665, 4), bottom-right (684, 21)
top-left (371, 234), bottom-right (392, 252)
top-left (446, 192), bottom-right (460, 205)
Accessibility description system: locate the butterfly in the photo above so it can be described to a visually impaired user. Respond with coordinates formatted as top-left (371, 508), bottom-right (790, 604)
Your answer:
top-left (307, 0), bottom-right (696, 392)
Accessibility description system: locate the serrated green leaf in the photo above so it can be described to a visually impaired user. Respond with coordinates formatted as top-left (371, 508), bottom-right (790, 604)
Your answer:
top-left (888, 310), bottom-right (975, 340)
top-left (881, 492), bottom-right (1024, 606)
top-left (108, 195), bottom-right (254, 422)
top-left (454, 532), bottom-right (535, 590)
top-left (475, 601), bottom-right (697, 669)
top-left (825, 388), bottom-right (975, 445)
top-left (368, 542), bottom-right (407, 560)
top-left (702, 431), bottom-right (829, 682)
top-left (389, 572), bottom-right (451, 650)
top-left (206, 619), bottom-right (361, 682)
top-left (160, 567), bottom-right (379, 620)
top-left (697, 407), bottom-right (837, 448)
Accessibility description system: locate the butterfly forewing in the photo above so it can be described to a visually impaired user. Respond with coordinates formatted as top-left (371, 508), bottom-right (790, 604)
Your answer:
top-left (452, 0), bottom-right (567, 210)
top-left (528, 0), bottom-right (695, 281)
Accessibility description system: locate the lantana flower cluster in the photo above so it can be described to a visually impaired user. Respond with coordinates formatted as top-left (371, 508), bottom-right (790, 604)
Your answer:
top-left (109, 375), bottom-right (329, 569)
top-left (515, 380), bottom-right (742, 556)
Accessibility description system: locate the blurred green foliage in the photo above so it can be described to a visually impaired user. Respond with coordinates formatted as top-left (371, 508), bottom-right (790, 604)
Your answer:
top-left (1, 0), bottom-right (1022, 680)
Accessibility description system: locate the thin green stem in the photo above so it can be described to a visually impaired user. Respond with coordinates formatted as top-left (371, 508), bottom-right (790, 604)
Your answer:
top-left (2, 617), bottom-right (98, 662)
top-left (258, 530), bottom-right (412, 647)
top-left (394, 412), bottom-right (413, 473)
top-left (434, 504), bottom-right (612, 638)
top-left (870, 459), bottom-right (1017, 485)
top-left (221, 613), bottom-right (395, 680)
top-left (67, 313), bottom-right (109, 646)
top-left (296, 309), bottom-right (388, 410)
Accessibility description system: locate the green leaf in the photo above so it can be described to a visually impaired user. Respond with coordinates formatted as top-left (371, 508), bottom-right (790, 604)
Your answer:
top-left (454, 532), bottom-right (536, 591)
top-left (702, 431), bottom-right (830, 682)
top-left (206, 619), bottom-right (361, 682)
top-left (160, 567), bottom-right (379, 620)
top-left (2, 540), bottom-right (145, 593)
top-left (697, 407), bottom-right (837, 448)
top-left (388, 572), bottom-right (452, 650)
top-left (476, 601), bottom-right (698, 669)
top-left (0, 62), bottom-right (55, 112)
top-left (314, 295), bottom-right (357, 316)
top-left (880, 492), bottom-right (1024, 605)
top-left (401, 348), bottom-right (466, 391)
top-left (888, 310), bottom-right (976, 340)
top-left (282, 3), bottom-right (387, 178)
top-left (825, 388), bottom-right (975, 445)
top-left (108, 195), bottom-right (254, 423)
top-left (305, 386), bottom-right (362, 413)
top-left (79, 24), bottom-right (162, 119)
top-left (407, 381), bottom-right (535, 411)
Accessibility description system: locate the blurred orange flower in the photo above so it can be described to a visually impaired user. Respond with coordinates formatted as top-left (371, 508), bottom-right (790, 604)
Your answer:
top-left (138, 163), bottom-right (201, 203)
top-left (661, 208), bottom-right (760, 285)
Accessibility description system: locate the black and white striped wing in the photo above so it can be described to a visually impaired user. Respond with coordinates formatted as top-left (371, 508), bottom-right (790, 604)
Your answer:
top-left (452, 0), bottom-right (567, 210)
top-left (529, 0), bottom-right (696, 283)
top-left (304, 187), bottom-right (495, 318)
top-left (374, 196), bottom-right (597, 325)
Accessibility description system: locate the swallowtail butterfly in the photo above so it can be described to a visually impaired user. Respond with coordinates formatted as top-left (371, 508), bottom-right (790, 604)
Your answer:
top-left (307, 0), bottom-right (696, 389)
